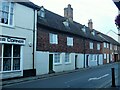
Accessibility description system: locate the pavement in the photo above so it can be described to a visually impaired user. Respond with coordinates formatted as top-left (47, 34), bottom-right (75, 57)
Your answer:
top-left (1, 62), bottom-right (120, 89)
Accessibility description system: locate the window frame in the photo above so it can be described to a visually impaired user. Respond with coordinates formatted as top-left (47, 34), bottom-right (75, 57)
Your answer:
top-left (53, 53), bottom-right (61, 65)
top-left (110, 44), bottom-right (112, 50)
top-left (97, 43), bottom-right (100, 50)
top-left (104, 54), bottom-right (106, 59)
top-left (0, 1), bottom-right (14, 26)
top-left (90, 42), bottom-right (93, 49)
top-left (65, 53), bottom-right (71, 64)
top-left (49, 33), bottom-right (58, 44)
top-left (67, 37), bottom-right (73, 46)
top-left (0, 44), bottom-right (21, 72)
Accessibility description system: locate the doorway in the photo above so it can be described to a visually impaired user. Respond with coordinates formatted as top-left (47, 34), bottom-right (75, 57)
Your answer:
top-left (75, 55), bottom-right (78, 69)
top-left (49, 54), bottom-right (54, 73)
top-left (86, 55), bottom-right (89, 67)
top-left (97, 55), bottom-right (99, 65)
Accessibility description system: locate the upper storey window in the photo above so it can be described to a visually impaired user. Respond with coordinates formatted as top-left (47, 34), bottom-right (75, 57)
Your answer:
top-left (82, 25), bottom-right (86, 33)
top-left (0, 1), bottom-right (14, 26)
top-left (38, 6), bottom-right (45, 18)
top-left (63, 19), bottom-right (69, 27)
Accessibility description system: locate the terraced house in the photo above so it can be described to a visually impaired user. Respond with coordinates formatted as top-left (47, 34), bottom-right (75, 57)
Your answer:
top-left (0, 1), bottom-right (120, 79)
top-left (0, 1), bottom-right (39, 79)
top-left (36, 4), bottom-right (119, 75)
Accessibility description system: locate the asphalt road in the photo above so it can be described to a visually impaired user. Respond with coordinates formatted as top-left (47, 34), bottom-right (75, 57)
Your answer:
top-left (3, 62), bottom-right (120, 88)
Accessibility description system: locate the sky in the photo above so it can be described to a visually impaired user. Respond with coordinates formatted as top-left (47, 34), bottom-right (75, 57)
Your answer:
top-left (30, 0), bottom-right (119, 41)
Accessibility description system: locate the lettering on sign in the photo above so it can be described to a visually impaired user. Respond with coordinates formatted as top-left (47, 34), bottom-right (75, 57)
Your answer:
top-left (0, 36), bottom-right (25, 45)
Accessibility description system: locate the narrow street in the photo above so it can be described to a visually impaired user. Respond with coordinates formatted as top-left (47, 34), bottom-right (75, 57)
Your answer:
top-left (3, 62), bottom-right (120, 88)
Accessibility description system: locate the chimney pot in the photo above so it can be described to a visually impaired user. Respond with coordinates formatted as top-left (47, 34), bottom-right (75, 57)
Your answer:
top-left (88, 19), bottom-right (93, 30)
top-left (64, 4), bottom-right (73, 22)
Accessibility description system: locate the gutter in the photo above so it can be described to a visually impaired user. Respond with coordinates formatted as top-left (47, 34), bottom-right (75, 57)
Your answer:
top-left (33, 9), bottom-right (35, 70)
top-left (83, 39), bottom-right (86, 68)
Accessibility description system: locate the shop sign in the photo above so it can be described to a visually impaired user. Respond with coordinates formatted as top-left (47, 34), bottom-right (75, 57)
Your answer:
top-left (0, 36), bottom-right (25, 45)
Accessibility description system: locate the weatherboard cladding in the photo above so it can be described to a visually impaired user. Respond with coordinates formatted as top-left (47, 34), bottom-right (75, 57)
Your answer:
top-left (37, 8), bottom-right (103, 42)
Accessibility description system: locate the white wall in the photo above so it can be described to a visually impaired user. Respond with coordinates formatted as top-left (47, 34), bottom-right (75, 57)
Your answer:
top-left (76, 54), bottom-right (84, 68)
top-left (0, 3), bottom-right (37, 79)
top-left (1, 3), bottom-right (37, 70)
top-left (35, 51), bottom-right (49, 75)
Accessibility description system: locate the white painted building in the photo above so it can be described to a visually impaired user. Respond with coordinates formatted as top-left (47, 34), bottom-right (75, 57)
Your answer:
top-left (0, 1), bottom-right (39, 79)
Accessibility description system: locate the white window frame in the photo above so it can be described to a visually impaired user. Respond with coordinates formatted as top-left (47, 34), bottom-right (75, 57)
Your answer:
top-left (97, 43), bottom-right (100, 50)
top-left (82, 26), bottom-right (86, 33)
top-left (39, 7), bottom-right (45, 18)
top-left (49, 33), bottom-right (58, 44)
top-left (104, 42), bottom-right (106, 48)
top-left (110, 44), bottom-right (112, 50)
top-left (90, 42), bottom-right (93, 49)
top-left (53, 53), bottom-right (61, 65)
top-left (63, 19), bottom-right (69, 27)
top-left (65, 53), bottom-right (71, 64)
top-left (104, 54), bottom-right (106, 59)
top-left (0, 44), bottom-right (21, 72)
top-left (107, 43), bottom-right (109, 48)
top-left (91, 31), bottom-right (95, 36)
top-left (67, 37), bottom-right (73, 46)
top-left (0, 1), bottom-right (14, 26)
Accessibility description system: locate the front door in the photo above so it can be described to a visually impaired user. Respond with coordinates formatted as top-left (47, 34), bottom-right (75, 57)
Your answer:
top-left (97, 55), bottom-right (99, 65)
top-left (49, 54), bottom-right (54, 73)
top-left (75, 55), bottom-right (78, 69)
top-left (86, 55), bottom-right (89, 67)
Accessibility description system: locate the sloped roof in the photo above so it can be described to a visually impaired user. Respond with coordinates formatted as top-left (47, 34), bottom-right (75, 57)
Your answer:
top-left (100, 33), bottom-right (120, 46)
top-left (37, 8), bottom-right (103, 42)
top-left (17, 1), bottom-right (40, 10)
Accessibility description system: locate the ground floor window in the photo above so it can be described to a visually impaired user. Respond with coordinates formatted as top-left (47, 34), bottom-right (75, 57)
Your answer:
top-left (65, 53), bottom-right (70, 63)
top-left (54, 53), bottom-right (61, 64)
top-left (0, 44), bottom-right (21, 72)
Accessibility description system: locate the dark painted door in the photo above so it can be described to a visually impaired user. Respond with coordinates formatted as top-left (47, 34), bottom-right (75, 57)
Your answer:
top-left (75, 55), bottom-right (78, 69)
top-left (97, 55), bottom-right (99, 65)
top-left (86, 55), bottom-right (89, 67)
top-left (49, 54), bottom-right (53, 73)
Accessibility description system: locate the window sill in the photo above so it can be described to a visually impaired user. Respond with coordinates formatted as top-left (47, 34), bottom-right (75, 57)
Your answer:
top-left (65, 62), bottom-right (71, 65)
top-left (67, 45), bottom-right (73, 47)
top-left (0, 70), bottom-right (21, 74)
top-left (0, 23), bottom-right (15, 29)
top-left (54, 63), bottom-right (62, 66)
top-left (50, 43), bottom-right (58, 45)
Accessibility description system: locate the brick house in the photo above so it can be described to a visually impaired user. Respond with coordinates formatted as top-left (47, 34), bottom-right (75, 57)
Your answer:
top-left (35, 5), bottom-right (103, 75)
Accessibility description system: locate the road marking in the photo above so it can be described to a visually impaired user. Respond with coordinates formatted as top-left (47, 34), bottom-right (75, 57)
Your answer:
top-left (88, 74), bottom-right (109, 81)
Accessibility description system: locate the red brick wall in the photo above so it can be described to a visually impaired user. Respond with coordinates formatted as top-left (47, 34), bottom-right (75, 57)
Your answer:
top-left (37, 27), bottom-right (84, 53)
top-left (85, 40), bottom-right (102, 54)
top-left (37, 26), bottom-right (103, 54)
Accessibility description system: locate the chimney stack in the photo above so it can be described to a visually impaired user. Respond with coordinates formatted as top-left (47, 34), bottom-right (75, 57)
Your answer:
top-left (64, 4), bottom-right (73, 21)
top-left (88, 19), bottom-right (93, 30)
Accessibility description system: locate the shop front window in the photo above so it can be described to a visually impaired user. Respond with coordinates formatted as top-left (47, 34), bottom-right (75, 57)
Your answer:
top-left (0, 44), bottom-right (21, 72)
top-left (3, 44), bottom-right (12, 71)
top-left (13, 45), bottom-right (20, 70)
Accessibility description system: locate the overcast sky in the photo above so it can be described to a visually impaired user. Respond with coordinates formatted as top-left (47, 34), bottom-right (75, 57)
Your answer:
top-left (30, 0), bottom-right (119, 41)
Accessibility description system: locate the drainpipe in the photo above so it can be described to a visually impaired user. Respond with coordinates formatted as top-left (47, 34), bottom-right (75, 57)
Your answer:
top-left (33, 9), bottom-right (35, 70)
top-left (83, 39), bottom-right (86, 68)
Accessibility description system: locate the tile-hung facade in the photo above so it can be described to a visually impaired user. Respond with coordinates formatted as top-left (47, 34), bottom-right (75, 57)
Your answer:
top-left (0, 1), bottom-right (39, 79)
top-left (36, 5), bottom-right (104, 75)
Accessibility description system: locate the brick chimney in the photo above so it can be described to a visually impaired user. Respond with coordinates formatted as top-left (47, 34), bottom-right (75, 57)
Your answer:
top-left (88, 19), bottom-right (93, 30)
top-left (64, 4), bottom-right (73, 21)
